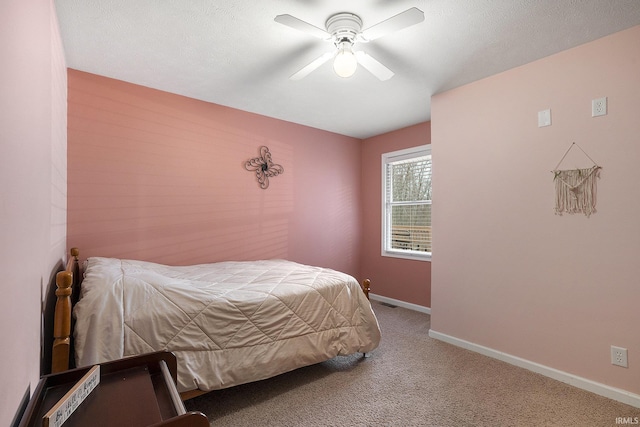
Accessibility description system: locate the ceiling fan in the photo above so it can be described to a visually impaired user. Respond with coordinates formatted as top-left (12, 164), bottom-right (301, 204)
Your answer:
top-left (275, 7), bottom-right (425, 81)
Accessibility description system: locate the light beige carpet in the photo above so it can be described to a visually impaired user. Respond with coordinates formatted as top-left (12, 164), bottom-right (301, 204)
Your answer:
top-left (185, 301), bottom-right (639, 426)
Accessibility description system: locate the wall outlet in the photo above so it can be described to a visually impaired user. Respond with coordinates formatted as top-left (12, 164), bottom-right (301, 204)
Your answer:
top-left (592, 97), bottom-right (607, 117)
top-left (611, 346), bottom-right (628, 368)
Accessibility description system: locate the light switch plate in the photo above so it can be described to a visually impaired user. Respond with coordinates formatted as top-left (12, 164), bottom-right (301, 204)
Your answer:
top-left (538, 109), bottom-right (551, 127)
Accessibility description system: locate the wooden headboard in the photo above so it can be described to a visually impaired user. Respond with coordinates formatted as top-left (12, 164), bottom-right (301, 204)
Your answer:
top-left (51, 248), bottom-right (81, 374)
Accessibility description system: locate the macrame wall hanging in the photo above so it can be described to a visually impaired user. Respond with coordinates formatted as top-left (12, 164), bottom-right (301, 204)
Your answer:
top-left (552, 142), bottom-right (602, 217)
top-left (245, 146), bottom-right (284, 189)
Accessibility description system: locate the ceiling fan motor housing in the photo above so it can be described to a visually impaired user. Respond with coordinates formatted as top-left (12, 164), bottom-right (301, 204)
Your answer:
top-left (326, 13), bottom-right (362, 46)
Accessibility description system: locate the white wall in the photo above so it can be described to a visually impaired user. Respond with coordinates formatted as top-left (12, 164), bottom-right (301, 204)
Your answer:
top-left (0, 0), bottom-right (66, 424)
top-left (431, 25), bottom-right (640, 399)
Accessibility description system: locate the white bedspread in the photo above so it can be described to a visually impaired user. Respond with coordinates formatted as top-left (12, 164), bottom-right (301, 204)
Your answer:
top-left (73, 257), bottom-right (381, 392)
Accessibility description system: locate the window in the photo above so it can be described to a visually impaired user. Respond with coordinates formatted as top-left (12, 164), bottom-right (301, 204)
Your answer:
top-left (382, 145), bottom-right (431, 261)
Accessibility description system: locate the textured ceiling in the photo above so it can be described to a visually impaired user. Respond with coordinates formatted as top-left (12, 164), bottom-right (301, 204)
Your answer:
top-left (54, 0), bottom-right (640, 139)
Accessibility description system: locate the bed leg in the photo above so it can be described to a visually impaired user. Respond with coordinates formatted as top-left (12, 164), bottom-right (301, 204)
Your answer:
top-left (361, 278), bottom-right (371, 300)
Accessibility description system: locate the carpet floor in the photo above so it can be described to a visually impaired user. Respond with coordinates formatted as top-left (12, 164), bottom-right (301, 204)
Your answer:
top-left (184, 301), bottom-right (639, 426)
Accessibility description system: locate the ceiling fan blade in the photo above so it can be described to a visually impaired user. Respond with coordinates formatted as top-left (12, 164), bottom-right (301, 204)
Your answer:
top-left (275, 14), bottom-right (331, 40)
top-left (360, 7), bottom-right (425, 41)
top-left (290, 51), bottom-right (334, 80)
top-left (355, 51), bottom-right (394, 81)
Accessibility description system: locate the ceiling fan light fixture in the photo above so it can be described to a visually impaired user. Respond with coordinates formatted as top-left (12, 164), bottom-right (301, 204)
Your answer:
top-left (333, 42), bottom-right (357, 78)
top-left (276, 8), bottom-right (424, 81)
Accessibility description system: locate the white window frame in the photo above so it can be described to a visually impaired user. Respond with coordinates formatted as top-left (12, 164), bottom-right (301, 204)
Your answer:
top-left (381, 145), bottom-right (431, 261)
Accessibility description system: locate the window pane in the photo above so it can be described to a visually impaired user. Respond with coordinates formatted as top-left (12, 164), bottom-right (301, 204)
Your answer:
top-left (390, 156), bottom-right (431, 202)
top-left (382, 145), bottom-right (431, 260)
top-left (390, 204), bottom-right (431, 252)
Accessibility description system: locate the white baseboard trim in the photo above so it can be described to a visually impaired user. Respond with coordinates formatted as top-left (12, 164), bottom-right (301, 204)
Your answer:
top-left (369, 293), bottom-right (431, 314)
top-left (428, 329), bottom-right (640, 409)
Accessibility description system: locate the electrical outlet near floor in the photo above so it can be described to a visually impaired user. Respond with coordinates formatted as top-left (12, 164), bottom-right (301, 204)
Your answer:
top-left (611, 346), bottom-right (628, 368)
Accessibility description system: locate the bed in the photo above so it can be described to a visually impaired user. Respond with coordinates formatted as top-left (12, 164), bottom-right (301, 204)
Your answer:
top-left (51, 248), bottom-right (381, 399)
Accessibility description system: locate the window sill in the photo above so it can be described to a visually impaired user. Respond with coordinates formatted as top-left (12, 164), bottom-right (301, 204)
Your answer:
top-left (382, 250), bottom-right (431, 262)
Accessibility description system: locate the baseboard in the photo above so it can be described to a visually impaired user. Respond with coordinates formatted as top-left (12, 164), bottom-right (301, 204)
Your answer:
top-left (428, 329), bottom-right (640, 409)
top-left (369, 293), bottom-right (431, 314)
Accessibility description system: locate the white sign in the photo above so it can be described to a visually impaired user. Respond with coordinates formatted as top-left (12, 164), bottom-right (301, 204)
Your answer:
top-left (43, 365), bottom-right (100, 427)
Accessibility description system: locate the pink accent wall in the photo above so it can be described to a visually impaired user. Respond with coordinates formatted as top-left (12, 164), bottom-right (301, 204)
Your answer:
top-left (0, 0), bottom-right (67, 424)
top-left (361, 122), bottom-right (431, 307)
top-left (67, 70), bottom-right (362, 278)
top-left (431, 26), bottom-right (640, 395)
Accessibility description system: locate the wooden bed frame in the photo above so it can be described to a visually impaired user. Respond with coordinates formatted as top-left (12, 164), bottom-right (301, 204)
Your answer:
top-left (51, 247), bottom-right (80, 374)
top-left (50, 248), bottom-right (372, 399)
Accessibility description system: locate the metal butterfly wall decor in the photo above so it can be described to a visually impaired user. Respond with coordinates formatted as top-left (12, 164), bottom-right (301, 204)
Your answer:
top-left (244, 146), bottom-right (284, 189)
